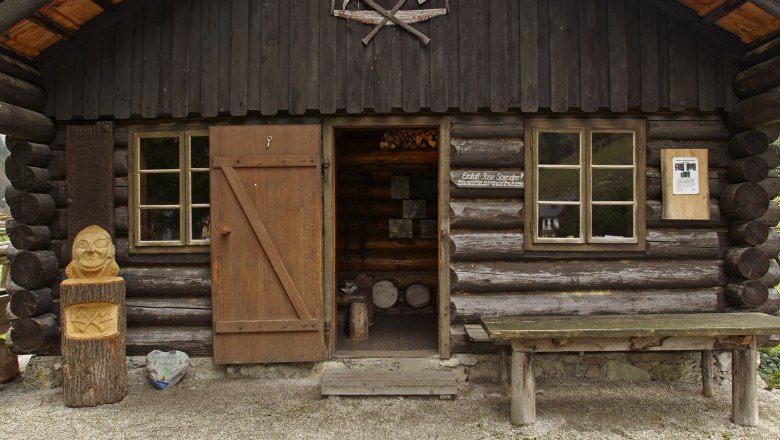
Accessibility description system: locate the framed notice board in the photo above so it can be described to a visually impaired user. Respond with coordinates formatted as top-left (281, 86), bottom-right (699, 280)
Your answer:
top-left (661, 149), bottom-right (710, 220)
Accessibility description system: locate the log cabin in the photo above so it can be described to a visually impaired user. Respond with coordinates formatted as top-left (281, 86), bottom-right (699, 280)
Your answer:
top-left (2, 0), bottom-right (780, 372)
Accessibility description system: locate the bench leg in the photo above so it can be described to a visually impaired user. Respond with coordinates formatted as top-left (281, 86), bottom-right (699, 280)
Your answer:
top-left (732, 347), bottom-right (758, 426)
top-left (499, 349), bottom-right (510, 398)
top-left (701, 350), bottom-right (713, 397)
top-left (511, 351), bottom-right (535, 425)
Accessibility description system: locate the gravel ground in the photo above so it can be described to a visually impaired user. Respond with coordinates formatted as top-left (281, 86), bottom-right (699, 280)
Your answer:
top-left (2, 371), bottom-right (780, 440)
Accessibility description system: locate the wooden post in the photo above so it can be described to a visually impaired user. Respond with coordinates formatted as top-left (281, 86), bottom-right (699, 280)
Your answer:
top-left (499, 348), bottom-right (510, 398)
top-left (511, 350), bottom-right (535, 426)
top-left (701, 350), bottom-right (713, 397)
top-left (732, 346), bottom-right (759, 426)
top-left (60, 226), bottom-right (126, 407)
top-left (349, 297), bottom-right (369, 341)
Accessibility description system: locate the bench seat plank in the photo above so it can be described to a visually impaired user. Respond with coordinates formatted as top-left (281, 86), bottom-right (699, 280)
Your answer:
top-left (482, 313), bottom-right (780, 340)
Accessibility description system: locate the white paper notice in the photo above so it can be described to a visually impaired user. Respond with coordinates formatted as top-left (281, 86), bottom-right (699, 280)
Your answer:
top-left (672, 157), bottom-right (699, 195)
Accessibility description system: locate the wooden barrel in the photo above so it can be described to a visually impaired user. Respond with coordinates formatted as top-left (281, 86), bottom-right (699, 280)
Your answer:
top-left (405, 283), bottom-right (431, 308)
top-left (372, 280), bottom-right (398, 309)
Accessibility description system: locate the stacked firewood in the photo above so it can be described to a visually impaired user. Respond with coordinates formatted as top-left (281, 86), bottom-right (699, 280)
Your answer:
top-left (720, 130), bottom-right (780, 312)
top-left (1, 52), bottom-right (61, 355)
top-left (379, 129), bottom-right (438, 150)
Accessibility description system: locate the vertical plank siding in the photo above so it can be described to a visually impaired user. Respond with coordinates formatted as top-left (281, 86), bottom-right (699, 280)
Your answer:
top-left (39, 0), bottom-right (743, 120)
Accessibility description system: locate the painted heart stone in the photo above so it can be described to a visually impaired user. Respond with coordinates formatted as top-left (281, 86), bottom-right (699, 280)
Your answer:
top-left (145, 350), bottom-right (190, 389)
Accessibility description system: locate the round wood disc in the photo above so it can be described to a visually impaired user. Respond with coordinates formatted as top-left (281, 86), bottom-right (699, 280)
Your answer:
top-left (405, 283), bottom-right (431, 308)
top-left (372, 280), bottom-right (398, 309)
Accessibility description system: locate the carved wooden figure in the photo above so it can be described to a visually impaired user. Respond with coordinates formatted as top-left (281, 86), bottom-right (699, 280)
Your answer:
top-left (60, 225), bottom-right (127, 407)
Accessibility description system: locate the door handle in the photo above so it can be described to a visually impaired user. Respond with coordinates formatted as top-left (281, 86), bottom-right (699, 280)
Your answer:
top-left (221, 226), bottom-right (231, 235)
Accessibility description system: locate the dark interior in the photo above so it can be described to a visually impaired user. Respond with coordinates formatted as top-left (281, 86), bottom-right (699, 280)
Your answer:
top-left (334, 127), bottom-right (439, 355)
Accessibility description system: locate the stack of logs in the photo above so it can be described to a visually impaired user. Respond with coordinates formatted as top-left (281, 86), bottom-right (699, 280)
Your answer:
top-left (0, 52), bottom-right (60, 354)
top-left (724, 31), bottom-right (780, 314)
top-left (721, 130), bottom-right (780, 312)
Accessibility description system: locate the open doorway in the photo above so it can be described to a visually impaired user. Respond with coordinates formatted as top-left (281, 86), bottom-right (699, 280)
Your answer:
top-left (332, 125), bottom-right (440, 356)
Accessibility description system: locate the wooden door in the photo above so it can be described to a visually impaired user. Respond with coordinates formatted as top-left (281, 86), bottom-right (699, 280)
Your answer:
top-left (210, 125), bottom-right (324, 364)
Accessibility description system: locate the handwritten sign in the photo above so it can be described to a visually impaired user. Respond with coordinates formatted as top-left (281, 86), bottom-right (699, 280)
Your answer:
top-left (451, 171), bottom-right (524, 189)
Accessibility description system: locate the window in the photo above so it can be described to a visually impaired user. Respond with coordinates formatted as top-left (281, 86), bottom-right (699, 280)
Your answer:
top-left (525, 119), bottom-right (645, 251)
top-left (129, 128), bottom-right (210, 252)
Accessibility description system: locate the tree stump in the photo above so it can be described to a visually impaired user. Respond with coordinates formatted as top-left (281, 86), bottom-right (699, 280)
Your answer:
top-left (0, 345), bottom-right (18, 383)
top-left (349, 295), bottom-right (369, 340)
top-left (61, 277), bottom-right (126, 407)
top-left (0, 295), bottom-right (18, 383)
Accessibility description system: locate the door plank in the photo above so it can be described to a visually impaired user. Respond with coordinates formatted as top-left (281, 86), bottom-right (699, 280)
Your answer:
top-left (212, 155), bottom-right (317, 168)
top-left (221, 165), bottom-right (313, 321)
top-left (215, 319), bottom-right (322, 333)
top-left (211, 125), bottom-right (323, 364)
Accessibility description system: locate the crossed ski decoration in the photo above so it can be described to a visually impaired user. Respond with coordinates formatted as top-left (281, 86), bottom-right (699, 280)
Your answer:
top-left (333, 0), bottom-right (450, 46)
top-left (362, 0), bottom-right (430, 45)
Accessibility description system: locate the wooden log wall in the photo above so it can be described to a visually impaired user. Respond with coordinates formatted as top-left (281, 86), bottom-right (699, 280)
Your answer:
top-left (111, 127), bottom-right (212, 356)
top-left (3, 55), bottom-right (60, 354)
top-left (449, 115), bottom-right (740, 354)
top-left (729, 34), bottom-right (780, 129)
top-left (36, 0), bottom-right (742, 121)
top-left (0, 51), bottom-right (64, 353)
top-left (722, 34), bottom-right (780, 315)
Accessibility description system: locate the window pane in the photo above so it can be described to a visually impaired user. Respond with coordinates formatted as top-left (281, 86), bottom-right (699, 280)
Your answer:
top-left (140, 137), bottom-right (179, 169)
top-left (140, 209), bottom-right (181, 241)
top-left (538, 132), bottom-right (580, 165)
top-left (140, 173), bottom-right (180, 205)
top-left (191, 172), bottom-right (210, 204)
top-left (592, 132), bottom-right (633, 165)
top-left (538, 205), bottom-right (580, 238)
top-left (191, 136), bottom-right (209, 168)
top-left (192, 208), bottom-right (211, 241)
top-left (538, 168), bottom-right (580, 201)
top-left (592, 169), bottom-right (633, 201)
top-left (592, 205), bottom-right (634, 238)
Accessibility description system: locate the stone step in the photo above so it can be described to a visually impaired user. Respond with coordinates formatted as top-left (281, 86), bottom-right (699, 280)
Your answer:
top-left (321, 369), bottom-right (457, 398)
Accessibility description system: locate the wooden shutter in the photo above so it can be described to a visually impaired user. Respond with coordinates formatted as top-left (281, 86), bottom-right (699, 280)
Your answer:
top-left (210, 125), bottom-right (324, 364)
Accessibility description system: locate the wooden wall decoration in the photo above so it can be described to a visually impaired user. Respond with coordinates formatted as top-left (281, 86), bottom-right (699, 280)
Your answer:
top-left (66, 122), bottom-right (114, 261)
top-left (661, 149), bottom-right (710, 219)
top-left (333, 0), bottom-right (449, 45)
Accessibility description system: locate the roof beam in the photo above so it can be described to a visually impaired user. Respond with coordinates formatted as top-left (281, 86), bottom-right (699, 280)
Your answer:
top-left (0, 41), bottom-right (36, 65)
top-left (0, 0), bottom-right (50, 34)
top-left (702, 0), bottom-right (747, 24)
top-left (751, 0), bottom-right (780, 19)
top-left (26, 12), bottom-right (74, 40)
top-left (89, 0), bottom-right (118, 13)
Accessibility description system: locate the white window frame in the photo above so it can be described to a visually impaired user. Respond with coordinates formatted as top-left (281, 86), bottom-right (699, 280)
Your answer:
top-left (525, 118), bottom-right (646, 252)
top-left (129, 127), bottom-right (210, 253)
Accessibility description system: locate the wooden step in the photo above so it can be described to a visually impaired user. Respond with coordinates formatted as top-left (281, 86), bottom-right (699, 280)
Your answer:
top-left (321, 369), bottom-right (457, 397)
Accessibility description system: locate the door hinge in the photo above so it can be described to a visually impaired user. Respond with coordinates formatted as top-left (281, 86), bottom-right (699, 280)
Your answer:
top-left (321, 158), bottom-right (330, 169)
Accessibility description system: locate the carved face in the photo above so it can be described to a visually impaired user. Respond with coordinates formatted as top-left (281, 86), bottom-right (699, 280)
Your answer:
top-left (73, 231), bottom-right (112, 269)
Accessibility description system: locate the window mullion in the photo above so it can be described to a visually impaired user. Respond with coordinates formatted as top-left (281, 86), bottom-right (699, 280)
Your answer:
top-left (583, 126), bottom-right (590, 244)
top-left (181, 132), bottom-right (190, 246)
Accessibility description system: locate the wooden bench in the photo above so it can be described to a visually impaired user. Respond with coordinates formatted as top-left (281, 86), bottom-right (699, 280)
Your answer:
top-left (480, 312), bottom-right (780, 427)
